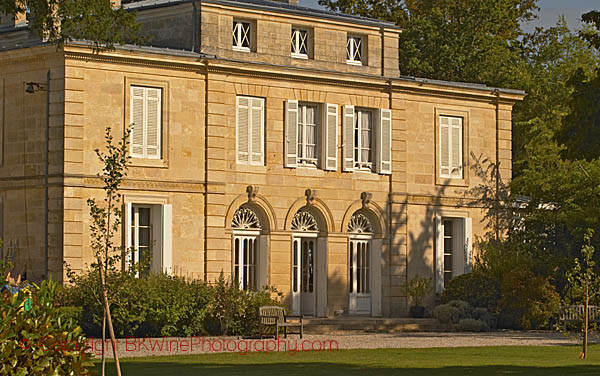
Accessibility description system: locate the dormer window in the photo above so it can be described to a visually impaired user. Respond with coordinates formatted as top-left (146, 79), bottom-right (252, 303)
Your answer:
top-left (346, 35), bottom-right (363, 65)
top-left (291, 28), bottom-right (309, 58)
top-left (233, 21), bottom-right (251, 51)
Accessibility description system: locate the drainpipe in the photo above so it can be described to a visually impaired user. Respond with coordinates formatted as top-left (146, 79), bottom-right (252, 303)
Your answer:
top-left (203, 60), bottom-right (209, 282)
top-left (44, 70), bottom-right (50, 280)
top-left (493, 89), bottom-right (500, 242)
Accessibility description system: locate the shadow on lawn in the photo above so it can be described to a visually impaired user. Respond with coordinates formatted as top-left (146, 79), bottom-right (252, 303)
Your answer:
top-left (95, 361), bottom-right (600, 376)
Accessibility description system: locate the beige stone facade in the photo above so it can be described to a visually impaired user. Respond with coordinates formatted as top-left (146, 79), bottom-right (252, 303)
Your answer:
top-left (0, 0), bottom-right (523, 317)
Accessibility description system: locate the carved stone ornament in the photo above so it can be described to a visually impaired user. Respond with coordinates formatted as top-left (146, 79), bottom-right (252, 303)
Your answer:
top-left (305, 189), bottom-right (316, 205)
top-left (246, 185), bottom-right (258, 202)
top-left (361, 192), bottom-right (372, 209)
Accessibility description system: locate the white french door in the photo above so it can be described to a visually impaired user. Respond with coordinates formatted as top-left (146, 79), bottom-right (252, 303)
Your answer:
top-left (292, 236), bottom-right (317, 316)
top-left (349, 237), bottom-right (372, 315)
top-left (233, 233), bottom-right (258, 290)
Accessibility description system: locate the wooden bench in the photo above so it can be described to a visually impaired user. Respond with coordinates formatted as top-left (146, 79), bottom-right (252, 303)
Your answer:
top-left (559, 305), bottom-right (600, 330)
top-left (259, 306), bottom-right (303, 340)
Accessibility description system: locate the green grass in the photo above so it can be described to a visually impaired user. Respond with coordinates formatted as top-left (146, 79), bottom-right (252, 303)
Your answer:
top-left (94, 345), bottom-right (600, 376)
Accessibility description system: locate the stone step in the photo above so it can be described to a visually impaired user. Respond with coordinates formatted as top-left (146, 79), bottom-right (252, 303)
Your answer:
top-left (303, 318), bottom-right (453, 334)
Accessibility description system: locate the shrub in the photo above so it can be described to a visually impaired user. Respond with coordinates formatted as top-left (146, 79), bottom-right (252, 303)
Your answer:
top-left (0, 280), bottom-right (92, 375)
top-left (433, 300), bottom-right (472, 324)
top-left (498, 269), bottom-right (561, 329)
top-left (401, 274), bottom-right (433, 307)
top-left (205, 273), bottom-right (284, 336)
top-left (457, 318), bottom-right (490, 332)
top-left (433, 304), bottom-right (460, 324)
top-left (471, 307), bottom-right (494, 328)
top-left (59, 270), bottom-right (282, 338)
top-left (441, 271), bottom-right (501, 312)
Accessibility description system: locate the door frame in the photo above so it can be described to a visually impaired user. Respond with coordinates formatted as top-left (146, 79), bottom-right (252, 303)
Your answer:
top-left (348, 234), bottom-right (373, 315)
top-left (291, 232), bottom-right (319, 316)
top-left (232, 229), bottom-right (260, 289)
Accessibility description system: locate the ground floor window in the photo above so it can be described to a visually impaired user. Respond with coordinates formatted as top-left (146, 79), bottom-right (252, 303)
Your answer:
top-left (233, 235), bottom-right (258, 290)
top-left (231, 206), bottom-right (263, 290)
top-left (435, 216), bottom-right (472, 293)
top-left (126, 202), bottom-right (172, 276)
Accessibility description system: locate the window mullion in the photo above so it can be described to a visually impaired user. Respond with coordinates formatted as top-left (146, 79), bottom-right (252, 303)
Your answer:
top-left (247, 106), bottom-right (252, 164)
top-left (302, 106), bottom-right (307, 162)
top-left (294, 31), bottom-right (299, 53)
top-left (356, 111), bottom-right (362, 168)
top-left (134, 208), bottom-right (140, 267)
top-left (142, 89), bottom-right (147, 158)
top-left (448, 123), bottom-right (453, 172)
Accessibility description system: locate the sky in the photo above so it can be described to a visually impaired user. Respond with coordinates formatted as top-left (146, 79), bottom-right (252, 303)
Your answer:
top-left (297, 0), bottom-right (597, 32)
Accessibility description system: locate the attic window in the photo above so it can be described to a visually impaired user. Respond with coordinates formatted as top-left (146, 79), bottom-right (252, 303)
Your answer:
top-left (233, 21), bottom-right (251, 51)
top-left (346, 35), bottom-right (363, 65)
top-left (291, 28), bottom-right (308, 58)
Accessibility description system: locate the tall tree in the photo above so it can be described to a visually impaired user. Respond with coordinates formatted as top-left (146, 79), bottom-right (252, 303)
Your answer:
top-left (319, 0), bottom-right (539, 87)
top-left (512, 19), bottom-right (600, 176)
top-left (553, 10), bottom-right (600, 161)
top-left (0, 0), bottom-right (141, 51)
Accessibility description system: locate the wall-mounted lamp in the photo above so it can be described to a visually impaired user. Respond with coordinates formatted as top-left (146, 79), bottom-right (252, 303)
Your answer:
top-left (24, 82), bottom-right (47, 94)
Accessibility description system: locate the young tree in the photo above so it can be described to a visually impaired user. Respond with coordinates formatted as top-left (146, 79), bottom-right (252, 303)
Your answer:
top-left (87, 127), bottom-right (130, 376)
top-left (564, 229), bottom-right (600, 359)
top-left (0, 0), bottom-right (141, 52)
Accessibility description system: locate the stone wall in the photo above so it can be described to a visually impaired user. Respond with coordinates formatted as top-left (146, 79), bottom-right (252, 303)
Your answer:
top-left (199, 3), bottom-right (399, 77)
top-left (0, 46), bottom-right (64, 282)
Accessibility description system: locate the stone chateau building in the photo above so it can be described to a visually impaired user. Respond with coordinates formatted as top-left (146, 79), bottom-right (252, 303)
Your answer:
top-left (0, 0), bottom-right (523, 317)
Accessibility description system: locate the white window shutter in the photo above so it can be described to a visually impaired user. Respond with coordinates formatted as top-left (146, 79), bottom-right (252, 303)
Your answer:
top-left (162, 204), bottom-right (173, 275)
top-left (316, 238), bottom-right (328, 317)
top-left (371, 238), bottom-right (382, 317)
top-left (464, 217), bottom-right (473, 273)
top-left (145, 88), bottom-right (161, 159)
top-left (439, 116), bottom-right (450, 177)
top-left (258, 235), bottom-right (269, 289)
top-left (342, 105), bottom-right (355, 172)
top-left (376, 109), bottom-right (392, 175)
top-left (124, 202), bottom-right (133, 270)
top-left (285, 100), bottom-right (299, 168)
top-left (451, 117), bottom-right (463, 178)
top-left (322, 103), bottom-right (338, 171)
top-left (130, 87), bottom-right (145, 157)
top-left (250, 97), bottom-right (264, 165)
top-left (236, 96), bottom-right (250, 164)
top-left (435, 216), bottom-right (444, 293)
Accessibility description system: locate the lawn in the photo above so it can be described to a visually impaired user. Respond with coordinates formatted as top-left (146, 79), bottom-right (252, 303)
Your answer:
top-left (95, 345), bottom-right (600, 375)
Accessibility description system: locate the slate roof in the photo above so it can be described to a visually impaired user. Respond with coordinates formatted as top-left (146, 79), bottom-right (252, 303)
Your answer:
top-left (124, 0), bottom-right (400, 29)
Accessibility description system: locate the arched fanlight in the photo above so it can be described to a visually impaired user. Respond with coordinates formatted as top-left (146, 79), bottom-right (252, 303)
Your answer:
top-left (232, 207), bottom-right (261, 230)
top-left (291, 210), bottom-right (319, 232)
top-left (348, 212), bottom-right (373, 233)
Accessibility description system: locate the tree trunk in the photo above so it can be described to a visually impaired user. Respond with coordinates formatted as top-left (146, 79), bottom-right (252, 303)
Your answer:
top-left (583, 283), bottom-right (589, 359)
top-left (102, 310), bottom-right (106, 376)
top-left (99, 263), bottom-right (122, 376)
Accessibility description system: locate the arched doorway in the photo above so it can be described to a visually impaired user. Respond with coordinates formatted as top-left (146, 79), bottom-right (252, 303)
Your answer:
top-left (231, 206), bottom-right (267, 290)
top-left (290, 208), bottom-right (327, 317)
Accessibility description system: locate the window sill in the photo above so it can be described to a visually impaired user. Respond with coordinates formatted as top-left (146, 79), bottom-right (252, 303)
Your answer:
top-left (297, 161), bottom-right (318, 168)
top-left (436, 176), bottom-right (469, 188)
top-left (346, 60), bottom-right (363, 66)
top-left (233, 46), bottom-right (251, 52)
top-left (129, 158), bottom-right (168, 169)
top-left (292, 53), bottom-right (309, 60)
top-left (354, 167), bottom-right (374, 173)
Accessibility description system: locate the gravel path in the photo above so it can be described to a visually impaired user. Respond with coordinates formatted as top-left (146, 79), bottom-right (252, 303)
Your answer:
top-left (86, 331), bottom-right (594, 358)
